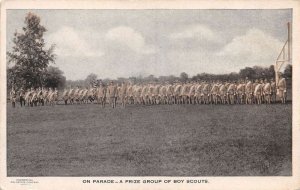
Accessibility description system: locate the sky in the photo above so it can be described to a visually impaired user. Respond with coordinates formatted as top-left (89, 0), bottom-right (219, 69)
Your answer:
top-left (6, 9), bottom-right (292, 80)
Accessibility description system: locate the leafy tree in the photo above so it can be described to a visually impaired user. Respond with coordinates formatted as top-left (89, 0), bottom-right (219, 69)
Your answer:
top-left (65, 80), bottom-right (85, 88)
top-left (43, 66), bottom-right (66, 89)
top-left (7, 66), bottom-right (21, 90)
top-left (239, 67), bottom-right (255, 79)
top-left (7, 12), bottom-right (56, 89)
top-left (129, 76), bottom-right (137, 84)
top-left (251, 66), bottom-right (264, 79)
top-left (85, 73), bottom-right (97, 86)
top-left (228, 72), bottom-right (239, 81)
top-left (180, 72), bottom-right (188, 82)
top-left (283, 64), bottom-right (292, 79)
top-left (144, 75), bottom-right (155, 83)
top-left (265, 65), bottom-right (275, 79)
top-left (167, 75), bottom-right (178, 83)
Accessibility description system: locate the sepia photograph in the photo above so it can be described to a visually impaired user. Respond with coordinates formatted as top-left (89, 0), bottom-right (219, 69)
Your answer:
top-left (1, 1), bottom-right (300, 189)
top-left (5, 8), bottom-right (293, 176)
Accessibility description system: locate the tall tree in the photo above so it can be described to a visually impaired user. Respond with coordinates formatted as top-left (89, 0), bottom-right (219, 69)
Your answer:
top-left (7, 12), bottom-right (56, 89)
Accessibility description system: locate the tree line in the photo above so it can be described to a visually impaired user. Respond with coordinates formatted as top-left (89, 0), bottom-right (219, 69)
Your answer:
top-left (65, 64), bottom-right (291, 88)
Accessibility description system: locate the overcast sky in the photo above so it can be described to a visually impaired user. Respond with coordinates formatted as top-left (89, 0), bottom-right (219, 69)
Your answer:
top-left (7, 9), bottom-right (292, 80)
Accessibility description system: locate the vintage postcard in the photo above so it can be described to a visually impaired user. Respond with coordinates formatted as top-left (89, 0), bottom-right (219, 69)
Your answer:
top-left (0, 0), bottom-right (300, 189)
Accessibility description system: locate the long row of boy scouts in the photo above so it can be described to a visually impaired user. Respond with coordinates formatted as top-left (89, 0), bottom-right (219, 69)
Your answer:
top-left (9, 75), bottom-right (288, 108)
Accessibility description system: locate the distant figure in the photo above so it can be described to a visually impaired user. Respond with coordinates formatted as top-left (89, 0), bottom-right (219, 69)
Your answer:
top-left (127, 83), bottom-right (134, 105)
top-left (210, 82), bottom-right (220, 105)
top-left (270, 78), bottom-right (276, 103)
top-left (219, 82), bottom-right (227, 105)
top-left (108, 81), bottom-right (118, 108)
top-left (37, 87), bottom-right (43, 106)
top-left (97, 82), bottom-right (107, 107)
top-left (277, 74), bottom-right (287, 104)
top-left (10, 87), bottom-right (17, 108)
top-left (227, 82), bottom-right (236, 105)
top-left (254, 81), bottom-right (263, 105)
top-left (24, 88), bottom-right (32, 106)
top-left (236, 81), bottom-right (245, 104)
top-left (245, 78), bottom-right (253, 104)
top-left (174, 82), bottom-right (182, 104)
top-left (141, 84), bottom-right (149, 105)
top-left (119, 82), bottom-right (127, 108)
top-left (62, 88), bottom-right (69, 105)
top-left (19, 87), bottom-right (25, 107)
top-left (263, 79), bottom-right (272, 104)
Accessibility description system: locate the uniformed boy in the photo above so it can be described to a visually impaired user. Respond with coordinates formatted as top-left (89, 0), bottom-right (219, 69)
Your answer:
top-left (10, 87), bottom-right (17, 108)
top-left (108, 81), bottom-right (118, 108)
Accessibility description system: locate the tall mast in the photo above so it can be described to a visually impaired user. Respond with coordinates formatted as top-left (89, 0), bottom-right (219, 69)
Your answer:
top-left (288, 22), bottom-right (292, 62)
top-left (274, 22), bottom-right (292, 85)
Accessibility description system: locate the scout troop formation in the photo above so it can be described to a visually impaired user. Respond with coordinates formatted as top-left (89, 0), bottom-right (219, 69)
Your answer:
top-left (9, 87), bottom-right (59, 108)
top-left (9, 75), bottom-right (288, 108)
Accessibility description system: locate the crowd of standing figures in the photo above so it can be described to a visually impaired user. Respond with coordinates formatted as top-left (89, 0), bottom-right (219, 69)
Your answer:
top-left (9, 76), bottom-right (288, 108)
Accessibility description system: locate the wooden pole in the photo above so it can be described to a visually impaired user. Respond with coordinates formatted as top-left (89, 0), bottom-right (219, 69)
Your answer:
top-left (275, 23), bottom-right (291, 86)
top-left (288, 22), bottom-right (292, 62)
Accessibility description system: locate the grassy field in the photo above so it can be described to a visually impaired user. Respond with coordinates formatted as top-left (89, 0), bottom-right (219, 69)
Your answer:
top-left (7, 103), bottom-right (292, 176)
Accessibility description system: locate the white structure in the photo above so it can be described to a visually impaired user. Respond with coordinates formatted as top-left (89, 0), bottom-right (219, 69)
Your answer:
top-left (274, 22), bottom-right (292, 85)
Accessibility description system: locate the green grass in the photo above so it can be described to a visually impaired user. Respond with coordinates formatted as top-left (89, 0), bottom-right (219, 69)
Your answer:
top-left (7, 103), bottom-right (292, 176)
